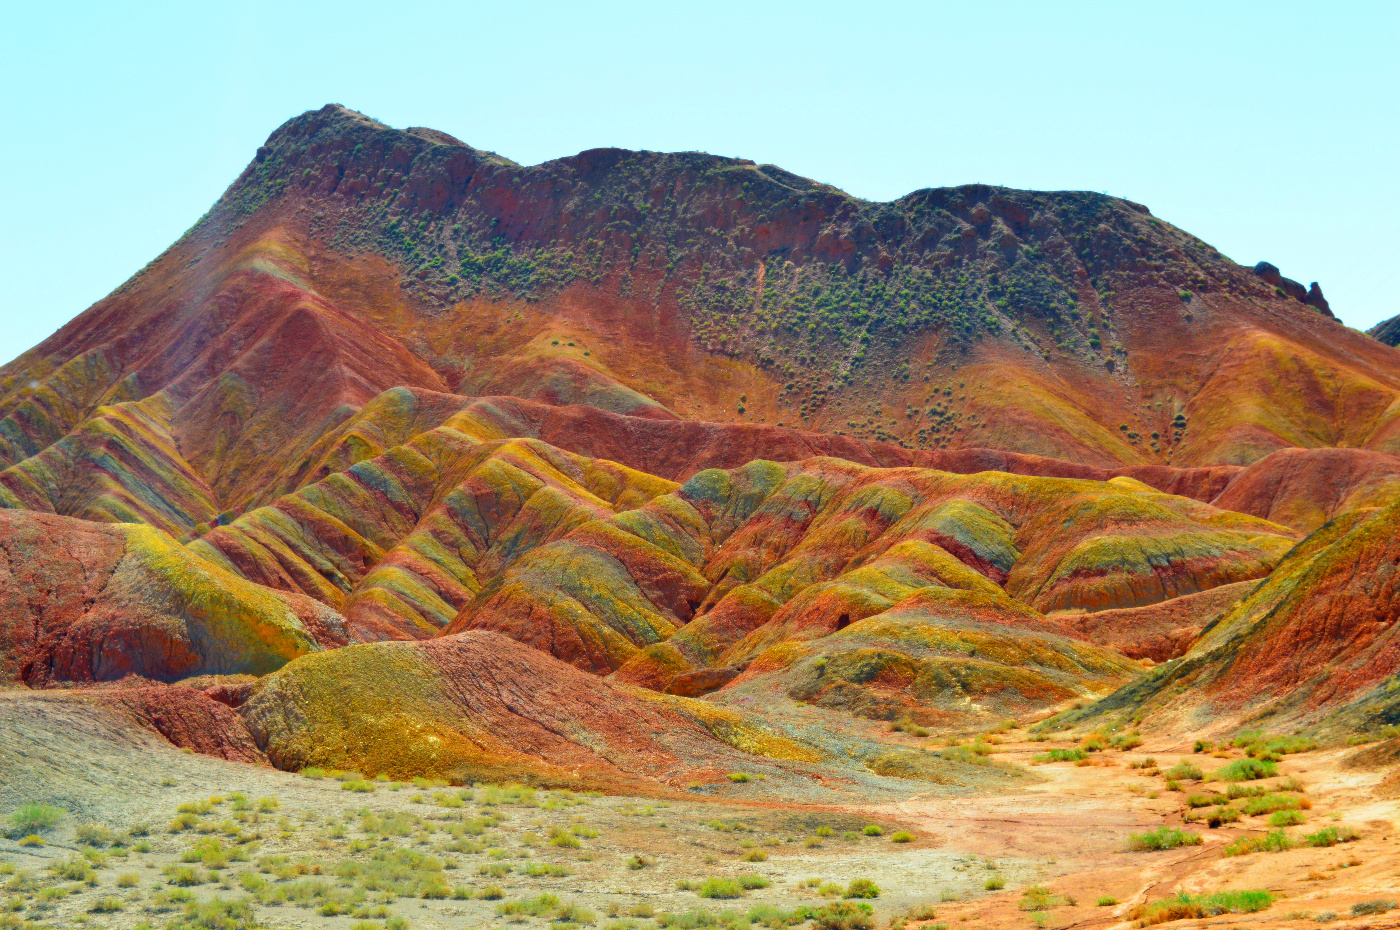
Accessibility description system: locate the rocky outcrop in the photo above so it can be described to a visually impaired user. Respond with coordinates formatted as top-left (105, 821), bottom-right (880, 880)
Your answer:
top-left (1252, 261), bottom-right (1333, 317)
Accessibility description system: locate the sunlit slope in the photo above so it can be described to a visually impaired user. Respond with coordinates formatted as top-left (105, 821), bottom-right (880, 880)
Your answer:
top-left (1069, 494), bottom-right (1400, 734)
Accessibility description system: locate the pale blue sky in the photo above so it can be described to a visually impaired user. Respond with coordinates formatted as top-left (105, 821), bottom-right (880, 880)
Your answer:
top-left (2, 1), bottom-right (1396, 364)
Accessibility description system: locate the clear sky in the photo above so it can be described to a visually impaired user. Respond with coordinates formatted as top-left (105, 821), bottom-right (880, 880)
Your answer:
top-left (2, 1), bottom-right (1396, 364)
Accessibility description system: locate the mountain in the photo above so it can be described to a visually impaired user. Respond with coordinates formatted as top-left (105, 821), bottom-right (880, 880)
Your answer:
top-left (3, 104), bottom-right (1400, 773)
top-left (1372, 313), bottom-right (1400, 347)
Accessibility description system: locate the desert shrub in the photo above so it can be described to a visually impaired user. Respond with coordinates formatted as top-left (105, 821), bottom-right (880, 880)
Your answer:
top-left (1128, 827), bottom-right (1201, 851)
top-left (1018, 885), bottom-right (1067, 911)
top-left (1269, 809), bottom-right (1305, 827)
top-left (844, 879), bottom-right (880, 899)
top-left (810, 901), bottom-right (874, 930)
top-left (890, 831), bottom-right (914, 843)
top-left (1129, 757), bottom-right (1157, 769)
top-left (5, 804), bottom-right (64, 838)
top-left (75, 823), bottom-right (115, 846)
top-left (1206, 806), bottom-right (1241, 828)
top-left (169, 896), bottom-right (258, 929)
top-left (1162, 761), bottom-right (1203, 781)
top-left (861, 825), bottom-right (883, 836)
top-left (742, 850), bottom-right (767, 862)
top-left (51, 856), bottom-right (96, 882)
top-left (695, 878), bottom-right (743, 899)
top-left (1131, 889), bottom-right (1273, 924)
top-left (1352, 900), bottom-right (1396, 916)
top-left (984, 876), bottom-right (1005, 891)
top-left (626, 855), bottom-right (652, 870)
top-left (728, 773), bottom-right (751, 783)
top-left (341, 779), bottom-right (374, 793)
top-left (1304, 826), bottom-right (1360, 847)
top-left (116, 872), bottom-right (139, 888)
top-left (1223, 829), bottom-right (1294, 856)
top-left (1033, 748), bottom-right (1086, 763)
top-left (1241, 793), bottom-right (1306, 816)
top-left (1215, 759), bottom-right (1277, 782)
top-left (478, 885), bottom-right (504, 900)
top-left (1185, 792), bottom-right (1227, 809)
top-left (1096, 895), bottom-right (1117, 906)
top-left (88, 896), bottom-right (123, 913)
top-left (1111, 731), bottom-right (1143, 750)
top-left (498, 893), bottom-right (561, 918)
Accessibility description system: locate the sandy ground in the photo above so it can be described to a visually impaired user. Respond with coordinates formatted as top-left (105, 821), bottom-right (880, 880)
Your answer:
top-left (2, 693), bottom-right (1399, 929)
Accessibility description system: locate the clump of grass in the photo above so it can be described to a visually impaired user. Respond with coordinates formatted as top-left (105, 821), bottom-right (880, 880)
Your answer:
top-left (1215, 758), bottom-right (1277, 782)
top-left (890, 831), bottom-right (914, 843)
top-left (1269, 809), bottom-right (1305, 827)
top-left (1096, 895), bottom-right (1117, 906)
top-left (626, 855), bottom-right (652, 870)
top-left (88, 896), bottom-right (124, 913)
top-left (1033, 748), bottom-right (1086, 763)
top-left (5, 804), bottom-right (64, 838)
top-left (861, 825), bottom-right (883, 837)
top-left (1128, 827), bottom-right (1202, 851)
top-left (727, 772), bottom-right (751, 783)
top-left (300, 767), bottom-right (326, 779)
top-left (1352, 900), bottom-right (1396, 916)
top-left (984, 876), bottom-right (1005, 891)
top-left (1131, 890), bottom-right (1274, 924)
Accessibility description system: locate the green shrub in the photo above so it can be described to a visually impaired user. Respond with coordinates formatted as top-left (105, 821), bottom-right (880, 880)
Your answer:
top-left (1128, 827), bottom-right (1201, 851)
top-left (844, 879), bottom-right (880, 899)
top-left (1033, 748), bottom-right (1086, 763)
top-left (809, 901), bottom-right (874, 930)
top-left (1096, 895), bottom-right (1117, 906)
top-left (890, 831), bottom-right (914, 843)
top-left (497, 893), bottom-right (561, 918)
top-left (861, 825), bottom-right (883, 836)
top-left (1269, 809), bottom-right (1305, 827)
top-left (341, 779), bottom-right (375, 793)
top-left (1131, 889), bottom-right (1273, 924)
top-left (1162, 762), bottom-right (1203, 781)
top-left (984, 876), bottom-right (1005, 891)
top-left (727, 773), bottom-right (751, 783)
top-left (5, 804), bottom-right (64, 838)
top-left (1223, 829), bottom-right (1294, 856)
top-left (1215, 759), bottom-right (1277, 782)
top-left (88, 896), bottom-right (123, 913)
top-left (1304, 826), bottom-right (1360, 847)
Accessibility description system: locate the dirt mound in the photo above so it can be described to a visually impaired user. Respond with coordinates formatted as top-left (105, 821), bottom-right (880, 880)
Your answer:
top-left (238, 630), bottom-right (816, 790)
top-left (93, 683), bottom-right (267, 763)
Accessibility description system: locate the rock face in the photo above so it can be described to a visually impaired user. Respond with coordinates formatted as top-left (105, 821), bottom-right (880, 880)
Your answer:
top-left (0, 510), bottom-right (350, 685)
top-left (1251, 262), bottom-right (1333, 317)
